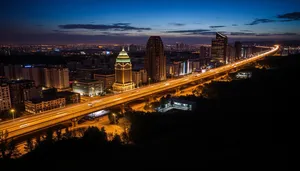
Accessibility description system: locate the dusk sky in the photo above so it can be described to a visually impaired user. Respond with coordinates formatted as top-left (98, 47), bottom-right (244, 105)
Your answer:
top-left (1, 0), bottom-right (300, 44)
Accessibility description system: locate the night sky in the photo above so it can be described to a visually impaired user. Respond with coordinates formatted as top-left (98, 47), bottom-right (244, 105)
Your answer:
top-left (1, 0), bottom-right (300, 44)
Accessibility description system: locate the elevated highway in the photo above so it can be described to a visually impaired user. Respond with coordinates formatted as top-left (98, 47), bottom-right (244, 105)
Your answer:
top-left (0, 45), bottom-right (279, 139)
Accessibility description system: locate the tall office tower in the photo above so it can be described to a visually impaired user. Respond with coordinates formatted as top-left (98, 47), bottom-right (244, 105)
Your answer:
top-left (145, 36), bottom-right (166, 82)
top-left (235, 41), bottom-right (242, 61)
top-left (44, 68), bottom-right (69, 89)
top-left (0, 82), bottom-right (11, 112)
top-left (211, 32), bottom-right (228, 63)
top-left (112, 48), bottom-right (135, 92)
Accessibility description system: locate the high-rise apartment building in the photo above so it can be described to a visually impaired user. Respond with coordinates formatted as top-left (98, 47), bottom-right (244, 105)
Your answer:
top-left (22, 66), bottom-right (44, 87)
top-left (199, 46), bottom-right (211, 59)
top-left (226, 45), bottom-right (236, 64)
top-left (145, 36), bottom-right (166, 82)
top-left (112, 48), bottom-right (135, 92)
top-left (8, 80), bottom-right (35, 108)
top-left (4, 65), bottom-right (23, 80)
top-left (234, 41), bottom-right (242, 61)
top-left (44, 68), bottom-right (69, 89)
top-left (211, 32), bottom-right (228, 63)
top-left (0, 82), bottom-right (11, 112)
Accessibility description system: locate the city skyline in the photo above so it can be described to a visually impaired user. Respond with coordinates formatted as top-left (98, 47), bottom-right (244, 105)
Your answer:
top-left (1, 0), bottom-right (300, 44)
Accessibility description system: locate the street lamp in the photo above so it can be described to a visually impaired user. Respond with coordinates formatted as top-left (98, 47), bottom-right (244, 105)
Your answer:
top-left (10, 109), bottom-right (15, 121)
top-left (148, 77), bottom-right (151, 85)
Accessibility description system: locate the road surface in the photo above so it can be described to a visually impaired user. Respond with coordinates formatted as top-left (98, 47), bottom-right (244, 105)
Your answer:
top-left (0, 45), bottom-right (279, 139)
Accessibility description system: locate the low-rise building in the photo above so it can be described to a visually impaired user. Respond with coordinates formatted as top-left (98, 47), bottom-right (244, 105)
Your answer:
top-left (94, 73), bottom-right (115, 90)
top-left (72, 79), bottom-right (103, 96)
top-left (57, 91), bottom-right (80, 104)
top-left (25, 97), bottom-right (66, 114)
top-left (132, 69), bottom-right (148, 87)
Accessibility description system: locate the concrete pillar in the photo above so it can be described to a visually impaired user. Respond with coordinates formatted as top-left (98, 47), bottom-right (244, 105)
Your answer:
top-left (148, 95), bottom-right (154, 103)
top-left (71, 118), bottom-right (78, 127)
top-left (120, 104), bottom-right (125, 114)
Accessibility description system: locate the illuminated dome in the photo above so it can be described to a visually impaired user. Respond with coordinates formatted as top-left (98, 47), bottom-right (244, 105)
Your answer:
top-left (116, 48), bottom-right (131, 63)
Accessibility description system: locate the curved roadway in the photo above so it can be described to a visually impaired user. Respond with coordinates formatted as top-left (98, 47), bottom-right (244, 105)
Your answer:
top-left (0, 45), bottom-right (279, 139)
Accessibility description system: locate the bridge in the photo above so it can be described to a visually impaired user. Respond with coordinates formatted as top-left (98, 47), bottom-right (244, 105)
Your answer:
top-left (0, 45), bottom-right (279, 139)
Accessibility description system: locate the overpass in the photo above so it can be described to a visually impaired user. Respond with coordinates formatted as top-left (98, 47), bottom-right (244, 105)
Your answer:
top-left (0, 45), bottom-right (279, 139)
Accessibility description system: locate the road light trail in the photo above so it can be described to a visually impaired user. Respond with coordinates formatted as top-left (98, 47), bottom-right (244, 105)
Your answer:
top-left (0, 45), bottom-right (279, 139)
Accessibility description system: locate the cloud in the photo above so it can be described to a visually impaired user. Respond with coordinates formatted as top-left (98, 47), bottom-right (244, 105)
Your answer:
top-left (255, 32), bottom-right (299, 36)
top-left (112, 23), bottom-right (131, 26)
top-left (169, 23), bottom-right (186, 26)
top-left (245, 18), bottom-right (276, 25)
top-left (209, 25), bottom-right (226, 28)
top-left (166, 29), bottom-right (210, 33)
top-left (277, 12), bottom-right (300, 21)
top-left (230, 32), bottom-right (256, 36)
top-left (58, 24), bottom-right (151, 31)
top-left (189, 31), bottom-right (219, 35)
top-left (232, 24), bottom-right (238, 26)
top-left (52, 30), bottom-right (71, 33)
top-left (240, 30), bottom-right (252, 32)
top-left (245, 12), bottom-right (300, 26)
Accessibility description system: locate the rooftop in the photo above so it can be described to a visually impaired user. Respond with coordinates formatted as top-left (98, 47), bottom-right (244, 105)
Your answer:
top-left (76, 79), bottom-right (100, 83)
top-left (116, 48), bottom-right (131, 63)
top-left (30, 97), bottom-right (64, 104)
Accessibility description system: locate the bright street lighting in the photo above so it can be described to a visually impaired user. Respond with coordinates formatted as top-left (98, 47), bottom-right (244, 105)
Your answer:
top-left (10, 109), bottom-right (15, 121)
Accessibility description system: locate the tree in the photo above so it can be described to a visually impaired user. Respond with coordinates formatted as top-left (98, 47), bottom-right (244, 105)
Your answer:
top-left (121, 132), bottom-right (130, 144)
top-left (111, 134), bottom-right (122, 145)
top-left (76, 127), bottom-right (86, 137)
top-left (55, 129), bottom-right (62, 141)
top-left (0, 138), bottom-right (20, 159)
top-left (160, 96), bottom-right (168, 108)
top-left (63, 127), bottom-right (73, 139)
top-left (35, 135), bottom-right (41, 146)
top-left (83, 126), bottom-right (108, 144)
top-left (45, 129), bottom-right (54, 143)
top-left (24, 138), bottom-right (34, 153)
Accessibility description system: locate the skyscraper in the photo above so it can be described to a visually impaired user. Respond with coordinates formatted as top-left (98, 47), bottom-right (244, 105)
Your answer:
top-left (112, 48), bottom-right (135, 92)
top-left (211, 32), bottom-right (228, 63)
top-left (235, 41), bottom-right (242, 61)
top-left (145, 36), bottom-right (166, 82)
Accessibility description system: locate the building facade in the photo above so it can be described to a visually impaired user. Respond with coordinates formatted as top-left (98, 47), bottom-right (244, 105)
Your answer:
top-left (57, 91), bottom-right (80, 104)
top-left (199, 46), bottom-right (211, 59)
top-left (8, 80), bottom-right (35, 108)
top-left (44, 68), bottom-right (69, 89)
top-left (112, 48), bottom-right (135, 92)
top-left (22, 66), bottom-right (44, 87)
top-left (132, 69), bottom-right (148, 87)
top-left (234, 41), bottom-right (242, 61)
top-left (72, 79), bottom-right (103, 96)
top-left (211, 32), bottom-right (228, 63)
top-left (226, 45), bottom-right (236, 64)
top-left (145, 36), bottom-right (166, 82)
top-left (4, 65), bottom-right (23, 80)
top-left (0, 83), bottom-right (11, 112)
top-left (25, 97), bottom-right (66, 114)
top-left (94, 73), bottom-right (115, 90)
